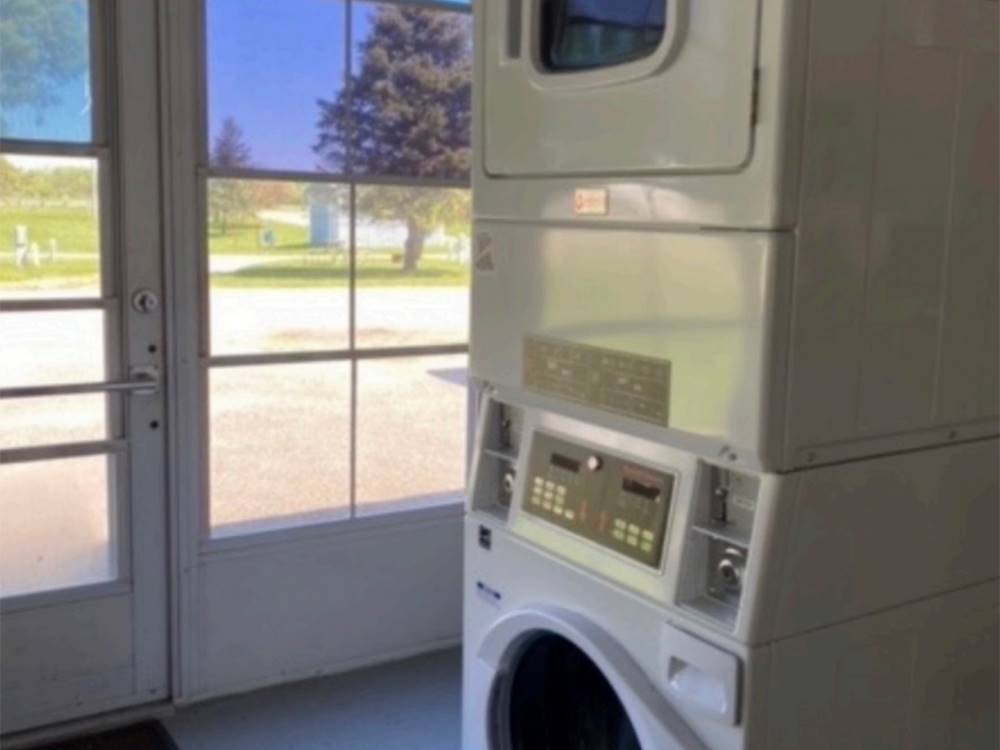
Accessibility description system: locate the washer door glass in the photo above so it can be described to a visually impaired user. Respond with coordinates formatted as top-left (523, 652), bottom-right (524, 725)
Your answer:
top-left (502, 633), bottom-right (642, 750)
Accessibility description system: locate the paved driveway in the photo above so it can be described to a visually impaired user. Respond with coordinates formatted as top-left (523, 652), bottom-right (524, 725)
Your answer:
top-left (1, 286), bottom-right (469, 596)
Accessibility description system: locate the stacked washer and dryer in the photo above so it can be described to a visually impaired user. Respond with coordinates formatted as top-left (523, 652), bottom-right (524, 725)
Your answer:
top-left (463, 1), bottom-right (999, 748)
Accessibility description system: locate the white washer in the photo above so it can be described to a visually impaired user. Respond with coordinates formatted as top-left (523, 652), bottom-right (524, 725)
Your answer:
top-left (462, 396), bottom-right (999, 749)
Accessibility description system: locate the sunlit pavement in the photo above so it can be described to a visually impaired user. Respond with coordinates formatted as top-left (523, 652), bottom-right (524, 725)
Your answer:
top-left (1, 286), bottom-right (469, 597)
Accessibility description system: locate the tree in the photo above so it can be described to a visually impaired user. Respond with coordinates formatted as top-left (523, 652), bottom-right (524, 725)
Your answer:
top-left (314, 6), bottom-right (471, 271)
top-left (0, 0), bottom-right (88, 126)
top-left (0, 157), bottom-right (24, 201)
top-left (209, 117), bottom-right (253, 234)
top-left (212, 117), bottom-right (253, 168)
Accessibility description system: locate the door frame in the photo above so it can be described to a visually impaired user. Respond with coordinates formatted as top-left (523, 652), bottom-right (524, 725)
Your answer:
top-left (0, 0), bottom-right (169, 735)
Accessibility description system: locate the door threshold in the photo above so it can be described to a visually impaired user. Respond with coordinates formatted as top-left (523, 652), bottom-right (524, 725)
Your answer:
top-left (1, 701), bottom-right (175, 750)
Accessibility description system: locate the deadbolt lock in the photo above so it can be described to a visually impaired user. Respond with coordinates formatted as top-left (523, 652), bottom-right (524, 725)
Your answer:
top-left (131, 288), bottom-right (160, 314)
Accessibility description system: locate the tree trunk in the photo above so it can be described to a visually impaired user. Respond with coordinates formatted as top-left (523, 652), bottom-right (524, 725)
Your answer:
top-left (402, 218), bottom-right (427, 273)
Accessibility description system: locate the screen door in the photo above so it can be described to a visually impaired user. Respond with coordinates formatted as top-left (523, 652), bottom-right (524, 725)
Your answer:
top-left (0, 1), bottom-right (168, 734)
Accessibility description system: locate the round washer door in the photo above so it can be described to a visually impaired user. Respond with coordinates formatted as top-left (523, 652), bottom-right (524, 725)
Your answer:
top-left (501, 632), bottom-right (641, 749)
top-left (477, 605), bottom-right (707, 750)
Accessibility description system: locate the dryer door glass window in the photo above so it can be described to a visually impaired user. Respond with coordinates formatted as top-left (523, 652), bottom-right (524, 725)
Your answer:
top-left (502, 634), bottom-right (641, 750)
top-left (541, 0), bottom-right (667, 71)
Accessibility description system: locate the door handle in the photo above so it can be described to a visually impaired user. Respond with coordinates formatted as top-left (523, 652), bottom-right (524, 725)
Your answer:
top-left (0, 366), bottom-right (160, 399)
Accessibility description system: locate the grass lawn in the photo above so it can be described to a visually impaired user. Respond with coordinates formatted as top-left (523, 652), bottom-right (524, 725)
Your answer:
top-left (212, 257), bottom-right (469, 288)
top-left (209, 220), bottom-right (309, 255)
top-left (0, 205), bottom-right (100, 291)
top-left (209, 220), bottom-right (470, 288)
top-left (0, 258), bottom-right (99, 288)
top-left (0, 209), bottom-right (469, 290)
top-left (0, 206), bottom-right (99, 254)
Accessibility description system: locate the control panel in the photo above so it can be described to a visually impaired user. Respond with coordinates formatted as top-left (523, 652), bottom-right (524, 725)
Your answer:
top-left (522, 431), bottom-right (675, 568)
top-left (677, 465), bottom-right (761, 629)
top-left (523, 336), bottom-right (672, 428)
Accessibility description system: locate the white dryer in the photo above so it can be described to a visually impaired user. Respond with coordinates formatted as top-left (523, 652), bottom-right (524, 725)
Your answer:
top-left (462, 395), bottom-right (999, 749)
top-left (472, 0), bottom-right (999, 472)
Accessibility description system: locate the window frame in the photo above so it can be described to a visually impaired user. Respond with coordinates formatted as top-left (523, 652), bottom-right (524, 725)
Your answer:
top-left (0, 0), bottom-right (135, 605)
top-left (194, 0), bottom-right (474, 547)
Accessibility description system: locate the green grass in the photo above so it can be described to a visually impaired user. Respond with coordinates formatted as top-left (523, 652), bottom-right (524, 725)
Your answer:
top-left (209, 219), bottom-right (470, 287)
top-left (0, 258), bottom-right (99, 288)
top-left (0, 205), bottom-right (99, 254)
top-left (0, 205), bottom-right (100, 290)
top-left (0, 208), bottom-right (468, 289)
top-left (212, 257), bottom-right (469, 288)
top-left (209, 220), bottom-right (310, 255)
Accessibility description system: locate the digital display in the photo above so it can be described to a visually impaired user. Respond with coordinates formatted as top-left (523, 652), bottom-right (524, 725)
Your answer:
top-left (551, 453), bottom-right (581, 473)
top-left (622, 477), bottom-right (660, 501)
top-left (526, 431), bottom-right (674, 568)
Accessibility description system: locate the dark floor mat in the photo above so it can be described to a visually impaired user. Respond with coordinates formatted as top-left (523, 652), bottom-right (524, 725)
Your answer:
top-left (32, 722), bottom-right (177, 750)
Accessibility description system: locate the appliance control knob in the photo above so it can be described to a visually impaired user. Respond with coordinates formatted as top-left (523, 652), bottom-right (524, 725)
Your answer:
top-left (586, 455), bottom-right (603, 472)
top-left (716, 551), bottom-right (745, 592)
top-left (502, 468), bottom-right (516, 496)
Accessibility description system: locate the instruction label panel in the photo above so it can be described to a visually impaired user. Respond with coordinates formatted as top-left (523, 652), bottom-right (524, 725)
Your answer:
top-left (523, 336), bottom-right (671, 427)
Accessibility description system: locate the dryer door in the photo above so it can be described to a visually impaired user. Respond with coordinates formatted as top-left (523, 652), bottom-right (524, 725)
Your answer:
top-left (481, 0), bottom-right (760, 177)
top-left (477, 606), bottom-right (709, 750)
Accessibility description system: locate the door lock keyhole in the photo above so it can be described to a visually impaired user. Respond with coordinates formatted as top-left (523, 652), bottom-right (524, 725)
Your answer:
top-left (131, 289), bottom-right (159, 314)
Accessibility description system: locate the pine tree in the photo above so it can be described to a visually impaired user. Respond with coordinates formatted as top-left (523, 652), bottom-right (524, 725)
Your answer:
top-left (210, 117), bottom-right (253, 234)
top-left (212, 117), bottom-right (253, 169)
top-left (314, 6), bottom-right (472, 271)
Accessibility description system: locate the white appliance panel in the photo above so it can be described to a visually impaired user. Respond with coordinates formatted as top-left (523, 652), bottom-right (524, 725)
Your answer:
top-left (481, 0), bottom-right (760, 177)
top-left (470, 223), bottom-right (791, 466)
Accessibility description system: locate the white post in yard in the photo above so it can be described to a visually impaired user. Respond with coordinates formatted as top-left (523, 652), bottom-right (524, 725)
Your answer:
top-left (14, 225), bottom-right (29, 267)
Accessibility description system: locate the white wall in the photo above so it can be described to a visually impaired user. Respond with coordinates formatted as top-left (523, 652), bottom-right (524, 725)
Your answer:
top-left (181, 514), bottom-right (463, 702)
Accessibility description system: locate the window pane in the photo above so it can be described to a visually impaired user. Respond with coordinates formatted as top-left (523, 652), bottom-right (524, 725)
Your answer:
top-left (346, 3), bottom-right (472, 180)
top-left (210, 363), bottom-right (351, 537)
top-left (0, 309), bottom-right (105, 387)
top-left (208, 179), bottom-right (349, 354)
top-left (541, 0), bottom-right (667, 72)
top-left (0, 155), bottom-right (101, 298)
top-left (0, 454), bottom-right (115, 598)
top-left (206, 0), bottom-right (347, 172)
top-left (356, 355), bottom-right (466, 516)
top-left (355, 185), bottom-right (470, 347)
top-left (1, 393), bottom-right (108, 449)
top-left (0, 0), bottom-right (93, 142)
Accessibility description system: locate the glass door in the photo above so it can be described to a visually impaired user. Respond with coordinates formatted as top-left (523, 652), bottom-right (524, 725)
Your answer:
top-left (0, 0), bottom-right (168, 734)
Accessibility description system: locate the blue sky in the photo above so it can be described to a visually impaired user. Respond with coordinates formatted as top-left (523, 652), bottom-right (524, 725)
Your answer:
top-left (1, 0), bottom-right (469, 164)
top-left (0, 0), bottom-right (91, 142)
top-left (208, 0), bottom-right (347, 171)
top-left (207, 0), bottom-right (471, 172)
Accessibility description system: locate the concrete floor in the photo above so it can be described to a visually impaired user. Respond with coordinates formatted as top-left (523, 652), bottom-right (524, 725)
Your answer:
top-left (162, 649), bottom-right (462, 750)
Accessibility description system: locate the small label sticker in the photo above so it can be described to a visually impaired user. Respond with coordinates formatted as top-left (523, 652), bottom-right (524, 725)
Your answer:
top-left (574, 188), bottom-right (609, 216)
